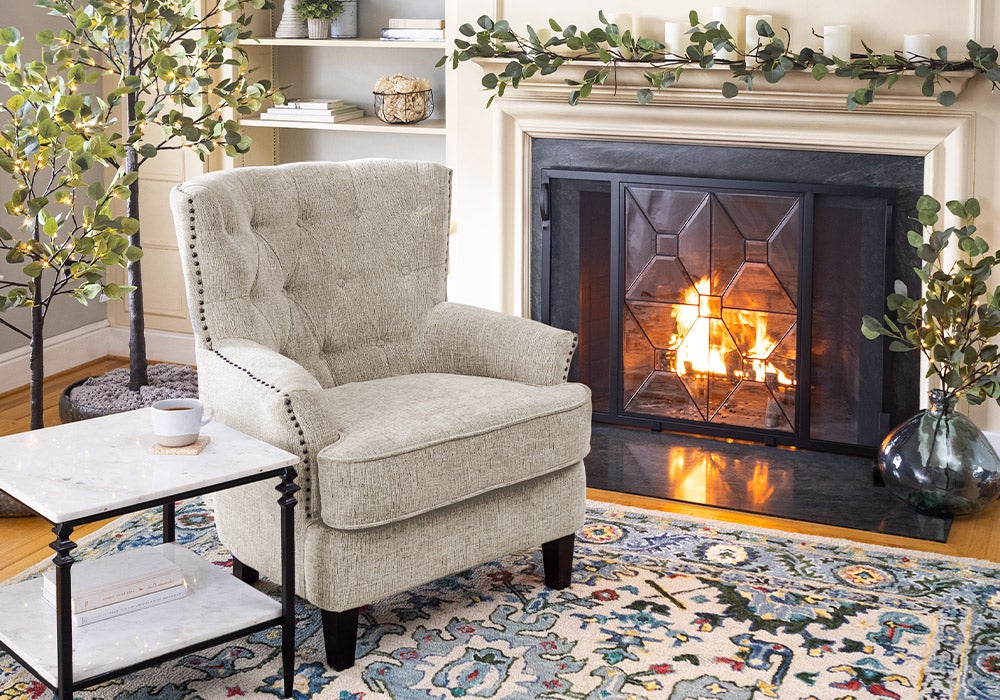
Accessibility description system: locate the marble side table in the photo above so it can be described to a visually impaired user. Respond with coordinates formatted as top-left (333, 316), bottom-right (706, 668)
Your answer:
top-left (0, 409), bottom-right (300, 699)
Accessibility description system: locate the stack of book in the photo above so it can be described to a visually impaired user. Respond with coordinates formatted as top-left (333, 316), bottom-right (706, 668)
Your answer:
top-left (260, 98), bottom-right (364, 124)
top-left (380, 18), bottom-right (445, 42)
top-left (41, 548), bottom-right (186, 627)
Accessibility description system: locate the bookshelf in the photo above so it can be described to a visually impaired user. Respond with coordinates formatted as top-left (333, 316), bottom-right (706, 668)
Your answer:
top-left (237, 0), bottom-right (450, 166)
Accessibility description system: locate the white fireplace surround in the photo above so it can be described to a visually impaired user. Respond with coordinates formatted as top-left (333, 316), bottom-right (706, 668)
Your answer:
top-left (482, 62), bottom-right (977, 315)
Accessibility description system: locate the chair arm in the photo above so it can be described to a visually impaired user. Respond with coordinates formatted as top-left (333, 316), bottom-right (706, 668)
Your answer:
top-left (196, 340), bottom-right (340, 512)
top-left (413, 302), bottom-right (578, 385)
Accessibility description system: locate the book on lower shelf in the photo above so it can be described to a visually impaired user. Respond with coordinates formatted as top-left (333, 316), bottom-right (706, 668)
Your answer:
top-left (271, 98), bottom-right (347, 111)
top-left (42, 582), bottom-right (188, 627)
top-left (380, 28), bottom-right (445, 42)
top-left (259, 107), bottom-right (364, 123)
top-left (387, 18), bottom-right (445, 29)
top-left (41, 547), bottom-right (184, 613)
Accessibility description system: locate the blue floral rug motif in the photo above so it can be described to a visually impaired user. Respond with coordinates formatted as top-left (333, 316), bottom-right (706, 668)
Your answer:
top-left (2, 499), bottom-right (999, 699)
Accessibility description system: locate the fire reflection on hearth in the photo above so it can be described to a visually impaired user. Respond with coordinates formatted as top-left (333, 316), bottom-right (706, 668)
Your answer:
top-left (657, 439), bottom-right (792, 510)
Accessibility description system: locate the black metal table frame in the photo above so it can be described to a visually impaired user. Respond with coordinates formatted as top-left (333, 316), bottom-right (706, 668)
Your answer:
top-left (0, 465), bottom-right (299, 700)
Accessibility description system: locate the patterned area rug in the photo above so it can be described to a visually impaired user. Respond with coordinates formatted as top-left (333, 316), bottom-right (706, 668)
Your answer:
top-left (2, 499), bottom-right (999, 699)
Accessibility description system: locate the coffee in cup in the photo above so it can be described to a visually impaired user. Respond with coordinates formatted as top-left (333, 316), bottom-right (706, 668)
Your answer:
top-left (151, 398), bottom-right (211, 447)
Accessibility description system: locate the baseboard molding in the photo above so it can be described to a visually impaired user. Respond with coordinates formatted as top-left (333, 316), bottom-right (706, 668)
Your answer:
top-left (0, 321), bottom-right (112, 394)
top-left (106, 327), bottom-right (196, 366)
top-left (0, 324), bottom-right (196, 395)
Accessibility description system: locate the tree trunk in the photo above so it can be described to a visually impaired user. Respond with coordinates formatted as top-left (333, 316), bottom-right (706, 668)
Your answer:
top-left (29, 297), bottom-right (43, 430)
top-left (125, 140), bottom-right (146, 391)
top-left (125, 11), bottom-right (147, 392)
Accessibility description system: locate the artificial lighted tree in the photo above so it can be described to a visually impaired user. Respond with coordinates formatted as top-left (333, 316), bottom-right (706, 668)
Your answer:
top-left (36, 0), bottom-right (279, 392)
top-left (0, 27), bottom-right (140, 431)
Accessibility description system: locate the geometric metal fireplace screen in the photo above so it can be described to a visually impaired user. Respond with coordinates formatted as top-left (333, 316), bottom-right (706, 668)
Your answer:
top-left (537, 168), bottom-right (900, 454)
top-left (623, 187), bottom-right (800, 432)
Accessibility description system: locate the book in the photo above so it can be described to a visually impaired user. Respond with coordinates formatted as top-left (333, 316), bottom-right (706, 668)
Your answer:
top-left (41, 548), bottom-right (184, 613)
top-left (387, 18), bottom-right (445, 30)
top-left (270, 98), bottom-right (346, 111)
top-left (266, 104), bottom-right (359, 116)
top-left (42, 583), bottom-right (188, 626)
top-left (379, 28), bottom-right (445, 42)
top-left (259, 109), bottom-right (365, 123)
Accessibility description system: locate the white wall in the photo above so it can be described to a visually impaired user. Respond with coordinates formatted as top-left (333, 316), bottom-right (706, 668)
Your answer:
top-left (0, 2), bottom-right (108, 354)
top-left (443, 0), bottom-right (1000, 430)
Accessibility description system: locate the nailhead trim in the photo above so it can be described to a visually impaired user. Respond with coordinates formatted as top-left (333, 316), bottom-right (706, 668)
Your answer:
top-left (562, 334), bottom-right (578, 383)
top-left (185, 188), bottom-right (313, 511)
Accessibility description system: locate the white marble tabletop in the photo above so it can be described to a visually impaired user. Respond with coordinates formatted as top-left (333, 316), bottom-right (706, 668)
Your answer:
top-left (0, 409), bottom-right (299, 523)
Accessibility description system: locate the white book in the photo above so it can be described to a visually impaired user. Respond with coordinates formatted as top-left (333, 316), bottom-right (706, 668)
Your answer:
top-left (42, 583), bottom-right (188, 627)
top-left (259, 109), bottom-right (365, 123)
top-left (41, 548), bottom-right (184, 613)
top-left (265, 104), bottom-right (358, 116)
top-left (388, 18), bottom-right (445, 29)
top-left (379, 28), bottom-right (445, 42)
top-left (271, 98), bottom-right (346, 111)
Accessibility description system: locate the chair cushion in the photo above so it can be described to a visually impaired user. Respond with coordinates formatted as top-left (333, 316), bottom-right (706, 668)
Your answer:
top-left (315, 373), bottom-right (592, 529)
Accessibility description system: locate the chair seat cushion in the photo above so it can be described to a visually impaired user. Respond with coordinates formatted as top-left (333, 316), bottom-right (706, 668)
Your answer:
top-left (315, 373), bottom-right (591, 529)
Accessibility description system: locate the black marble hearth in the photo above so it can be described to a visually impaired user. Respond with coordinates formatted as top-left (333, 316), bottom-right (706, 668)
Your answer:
top-left (587, 423), bottom-right (952, 542)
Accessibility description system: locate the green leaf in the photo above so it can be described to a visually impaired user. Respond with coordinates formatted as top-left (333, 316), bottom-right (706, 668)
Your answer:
top-left (636, 88), bottom-right (653, 105)
top-left (721, 82), bottom-right (739, 98)
top-left (23, 261), bottom-right (44, 278)
top-left (937, 90), bottom-right (957, 107)
top-left (811, 63), bottom-right (828, 80)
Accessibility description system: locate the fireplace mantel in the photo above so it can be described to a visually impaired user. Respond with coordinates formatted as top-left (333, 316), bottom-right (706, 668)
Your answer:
top-left (474, 57), bottom-right (978, 113)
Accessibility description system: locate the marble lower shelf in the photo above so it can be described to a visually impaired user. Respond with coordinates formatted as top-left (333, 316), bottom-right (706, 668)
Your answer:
top-left (0, 543), bottom-right (281, 686)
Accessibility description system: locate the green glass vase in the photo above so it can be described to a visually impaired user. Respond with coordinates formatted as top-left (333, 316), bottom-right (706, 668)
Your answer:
top-left (878, 389), bottom-right (1000, 516)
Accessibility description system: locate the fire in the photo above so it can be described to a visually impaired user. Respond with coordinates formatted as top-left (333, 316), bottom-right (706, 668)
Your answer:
top-left (670, 277), bottom-right (794, 386)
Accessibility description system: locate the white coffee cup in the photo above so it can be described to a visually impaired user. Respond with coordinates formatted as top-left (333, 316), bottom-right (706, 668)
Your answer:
top-left (151, 398), bottom-right (211, 447)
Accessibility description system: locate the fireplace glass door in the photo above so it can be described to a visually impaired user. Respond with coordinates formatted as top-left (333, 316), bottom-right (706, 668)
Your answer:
top-left (622, 186), bottom-right (801, 433)
top-left (536, 162), bottom-right (912, 454)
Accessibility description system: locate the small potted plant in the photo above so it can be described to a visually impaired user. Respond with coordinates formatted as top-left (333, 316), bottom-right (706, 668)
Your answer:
top-left (295, 0), bottom-right (344, 38)
top-left (862, 195), bottom-right (1000, 516)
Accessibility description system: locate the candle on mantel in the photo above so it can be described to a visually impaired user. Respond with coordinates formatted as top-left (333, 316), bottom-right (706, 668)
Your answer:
top-left (745, 14), bottom-right (773, 65)
top-left (712, 6), bottom-right (742, 61)
top-left (605, 12), bottom-right (634, 58)
top-left (823, 24), bottom-right (851, 61)
top-left (664, 21), bottom-right (685, 54)
top-left (903, 33), bottom-right (932, 60)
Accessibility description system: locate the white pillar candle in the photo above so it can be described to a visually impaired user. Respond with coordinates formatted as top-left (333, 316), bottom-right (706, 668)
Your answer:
top-left (605, 12), bottom-right (634, 34)
top-left (664, 21), bottom-right (685, 54)
top-left (903, 33), bottom-right (932, 60)
top-left (745, 14), bottom-right (773, 65)
top-left (823, 24), bottom-right (851, 61)
top-left (605, 12), bottom-right (634, 58)
top-left (712, 6), bottom-right (742, 61)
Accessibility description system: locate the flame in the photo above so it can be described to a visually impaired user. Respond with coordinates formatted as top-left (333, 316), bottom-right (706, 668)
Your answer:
top-left (670, 277), bottom-right (794, 386)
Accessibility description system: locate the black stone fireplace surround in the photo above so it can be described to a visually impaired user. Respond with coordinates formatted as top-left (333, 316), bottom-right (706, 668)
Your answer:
top-left (530, 138), bottom-right (950, 541)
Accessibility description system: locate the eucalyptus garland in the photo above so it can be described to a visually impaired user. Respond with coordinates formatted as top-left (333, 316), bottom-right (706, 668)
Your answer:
top-left (438, 11), bottom-right (1000, 110)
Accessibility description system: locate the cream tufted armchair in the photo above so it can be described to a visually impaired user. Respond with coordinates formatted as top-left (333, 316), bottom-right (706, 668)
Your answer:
top-left (169, 160), bottom-right (591, 670)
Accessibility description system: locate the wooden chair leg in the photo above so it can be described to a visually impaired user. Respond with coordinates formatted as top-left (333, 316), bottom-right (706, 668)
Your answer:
top-left (322, 607), bottom-right (360, 671)
top-left (542, 533), bottom-right (575, 589)
top-left (232, 556), bottom-right (260, 584)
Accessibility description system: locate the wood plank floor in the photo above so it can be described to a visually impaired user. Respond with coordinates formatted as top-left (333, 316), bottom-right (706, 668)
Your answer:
top-left (2, 358), bottom-right (1000, 585)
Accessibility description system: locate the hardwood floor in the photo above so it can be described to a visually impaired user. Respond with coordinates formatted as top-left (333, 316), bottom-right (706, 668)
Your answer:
top-left (2, 358), bottom-right (999, 586)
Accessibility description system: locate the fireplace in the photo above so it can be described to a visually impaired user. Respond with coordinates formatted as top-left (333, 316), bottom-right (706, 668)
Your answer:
top-left (532, 140), bottom-right (922, 455)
